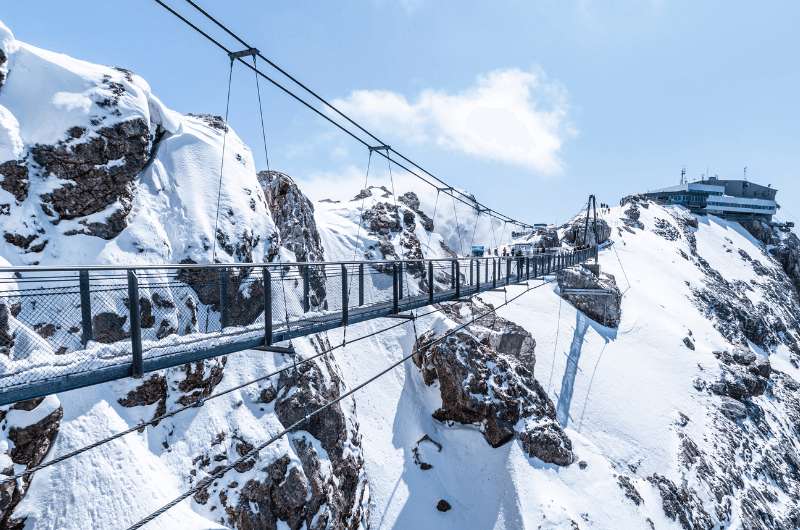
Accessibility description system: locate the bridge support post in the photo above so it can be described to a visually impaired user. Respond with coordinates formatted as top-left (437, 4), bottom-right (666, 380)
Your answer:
top-left (428, 261), bottom-right (434, 304)
top-left (392, 263), bottom-right (399, 313)
top-left (455, 260), bottom-right (461, 299)
top-left (399, 262), bottom-right (404, 300)
top-left (219, 268), bottom-right (229, 328)
top-left (469, 260), bottom-right (473, 287)
top-left (79, 270), bottom-right (93, 346)
top-left (302, 265), bottom-right (310, 313)
top-left (358, 263), bottom-right (364, 306)
top-left (127, 270), bottom-right (143, 379)
top-left (341, 264), bottom-right (348, 325)
top-left (263, 267), bottom-right (272, 346)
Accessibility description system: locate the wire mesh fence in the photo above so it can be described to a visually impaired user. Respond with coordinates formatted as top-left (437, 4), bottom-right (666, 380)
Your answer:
top-left (0, 247), bottom-right (597, 400)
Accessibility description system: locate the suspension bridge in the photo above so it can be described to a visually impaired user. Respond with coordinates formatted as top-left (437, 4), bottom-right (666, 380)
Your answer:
top-left (0, 1), bottom-right (612, 528)
top-left (0, 249), bottom-right (595, 406)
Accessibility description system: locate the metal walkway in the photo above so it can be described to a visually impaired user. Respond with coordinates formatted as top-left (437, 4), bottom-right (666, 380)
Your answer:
top-left (0, 248), bottom-right (596, 405)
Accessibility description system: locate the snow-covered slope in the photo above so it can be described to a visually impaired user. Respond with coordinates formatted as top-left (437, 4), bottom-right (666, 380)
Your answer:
top-left (0, 20), bottom-right (277, 266)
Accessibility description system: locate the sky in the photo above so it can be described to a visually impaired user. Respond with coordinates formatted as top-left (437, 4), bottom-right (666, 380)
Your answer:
top-left (2, 0), bottom-right (798, 225)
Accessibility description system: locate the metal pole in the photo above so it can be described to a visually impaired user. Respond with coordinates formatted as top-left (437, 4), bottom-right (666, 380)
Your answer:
top-left (79, 270), bottom-right (93, 346)
top-left (451, 261), bottom-right (456, 289)
top-left (475, 259), bottom-right (480, 291)
top-left (263, 267), bottom-right (272, 346)
top-left (492, 258), bottom-right (497, 288)
top-left (392, 263), bottom-right (399, 313)
top-left (219, 268), bottom-right (229, 328)
top-left (399, 262), bottom-right (404, 300)
top-left (455, 260), bottom-right (461, 299)
top-left (505, 258), bottom-right (511, 285)
top-left (341, 264), bottom-right (348, 325)
top-left (358, 263), bottom-right (364, 306)
top-left (127, 270), bottom-right (143, 379)
top-left (302, 265), bottom-right (310, 312)
top-left (428, 261), bottom-right (434, 304)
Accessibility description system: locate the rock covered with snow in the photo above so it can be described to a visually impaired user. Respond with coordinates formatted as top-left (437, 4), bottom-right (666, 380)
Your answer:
top-left (557, 266), bottom-right (622, 327)
top-left (561, 216), bottom-right (611, 247)
top-left (413, 299), bottom-right (573, 466)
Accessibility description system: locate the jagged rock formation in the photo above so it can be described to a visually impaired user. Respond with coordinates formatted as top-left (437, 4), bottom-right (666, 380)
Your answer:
top-left (259, 170), bottom-right (326, 308)
top-left (557, 266), bottom-right (622, 327)
top-left (741, 219), bottom-right (800, 295)
top-left (561, 217), bottom-right (611, 247)
top-left (360, 190), bottom-right (430, 280)
top-left (413, 299), bottom-right (574, 466)
top-left (0, 396), bottom-right (63, 528)
top-left (181, 336), bottom-right (369, 529)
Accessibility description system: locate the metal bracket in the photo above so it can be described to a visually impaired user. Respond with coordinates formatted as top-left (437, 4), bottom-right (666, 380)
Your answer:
top-left (384, 313), bottom-right (415, 320)
top-left (253, 345), bottom-right (296, 354)
top-left (228, 47), bottom-right (259, 60)
top-left (368, 144), bottom-right (391, 153)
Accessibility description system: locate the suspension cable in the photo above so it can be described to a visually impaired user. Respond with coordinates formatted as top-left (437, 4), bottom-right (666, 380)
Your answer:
top-left (451, 195), bottom-right (464, 257)
top-left (210, 57), bottom-right (235, 263)
top-left (424, 189), bottom-right (440, 254)
top-left (152, 0), bottom-right (536, 232)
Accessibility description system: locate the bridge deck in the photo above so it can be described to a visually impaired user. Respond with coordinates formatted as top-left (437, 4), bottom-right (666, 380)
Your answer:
top-left (0, 248), bottom-right (596, 405)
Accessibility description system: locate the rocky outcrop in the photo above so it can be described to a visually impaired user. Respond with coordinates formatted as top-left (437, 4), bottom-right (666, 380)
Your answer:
top-left (557, 266), bottom-right (622, 327)
top-left (34, 118), bottom-right (153, 239)
top-left (741, 219), bottom-right (800, 295)
top-left (259, 170), bottom-right (326, 309)
top-left (189, 336), bottom-right (369, 529)
top-left (0, 397), bottom-right (63, 528)
top-left (562, 217), bottom-right (611, 247)
top-left (361, 195), bottom-right (428, 281)
top-left (413, 300), bottom-right (573, 466)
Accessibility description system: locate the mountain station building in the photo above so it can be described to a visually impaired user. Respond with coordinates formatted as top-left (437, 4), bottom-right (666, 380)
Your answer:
top-left (643, 177), bottom-right (779, 221)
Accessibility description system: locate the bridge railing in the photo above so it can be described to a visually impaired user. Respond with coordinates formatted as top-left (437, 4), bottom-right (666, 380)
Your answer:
top-left (0, 247), bottom-right (596, 404)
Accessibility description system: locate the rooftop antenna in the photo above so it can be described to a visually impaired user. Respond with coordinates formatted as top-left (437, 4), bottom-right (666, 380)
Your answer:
top-left (743, 166), bottom-right (748, 180)
top-left (680, 167), bottom-right (687, 185)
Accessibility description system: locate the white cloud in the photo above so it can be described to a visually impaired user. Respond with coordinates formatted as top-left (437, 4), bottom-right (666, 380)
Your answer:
top-left (331, 68), bottom-right (575, 175)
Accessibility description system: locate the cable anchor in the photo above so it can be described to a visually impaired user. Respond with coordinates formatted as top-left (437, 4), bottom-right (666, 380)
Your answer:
top-left (228, 47), bottom-right (259, 60)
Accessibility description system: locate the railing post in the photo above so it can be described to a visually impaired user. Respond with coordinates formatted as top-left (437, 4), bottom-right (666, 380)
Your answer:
top-left (534, 256), bottom-right (538, 278)
top-left (451, 261), bottom-right (456, 289)
top-left (358, 263), bottom-right (364, 306)
top-left (505, 258), bottom-right (511, 285)
top-left (475, 259), bottom-right (480, 291)
top-left (398, 262), bottom-right (404, 300)
top-left (302, 265), bottom-right (310, 313)
top-left (219, 268), bottom-right (229, 328)
top-left (526, 257), bottom-right (530, 279)
top-left (492, 259), bottom-right (497, 288)
top-left (428, 261), bottom-right (434, 304)
top-left (455, 260), bottom-right (461, 298)
top-left (469, 259), bottom-right (474, 286)
top-left (392, 263), bottom-right (399, 313)
top-left (341, 264), bottom-right (348, 325)
top-left (484, 258), bottom-right (489, 285)
top-left (127, 270), bottom-right (143, 379)
top-left (79, 270), bottom-right (93, 346)
top-left (263, 267), bottom-right (272, 346)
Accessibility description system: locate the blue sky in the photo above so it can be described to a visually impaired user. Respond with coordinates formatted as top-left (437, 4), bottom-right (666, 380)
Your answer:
top-left (3, 0), bottom-right (798, 224)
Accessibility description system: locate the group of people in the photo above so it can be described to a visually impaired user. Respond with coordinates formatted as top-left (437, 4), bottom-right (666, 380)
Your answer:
top-left (598, 202), bottom-right (612, 214)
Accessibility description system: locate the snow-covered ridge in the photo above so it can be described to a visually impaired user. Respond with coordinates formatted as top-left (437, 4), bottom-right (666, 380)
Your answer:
top-left (0, 19), bottom-right (277, 267)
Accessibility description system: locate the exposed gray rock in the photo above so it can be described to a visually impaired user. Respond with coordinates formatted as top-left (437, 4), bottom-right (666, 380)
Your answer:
top-left (0, 398), bottom-right (63, 528)
top-left (259, 170), bottom-right (326, 309)
top-left (557, 266), bottom-right (622, 327)
top-left (0, 161), bottom-right (28, 203)
top-left (413, 300), bottom-right (573, 466)
top-left (562, 217), bottom-right (611, 246)
top-left (34, 118), bottom-right (153, 239)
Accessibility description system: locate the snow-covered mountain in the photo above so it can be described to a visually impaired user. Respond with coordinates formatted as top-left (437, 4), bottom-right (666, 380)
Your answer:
top-left (2, 18), bottom-right (800, 530)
